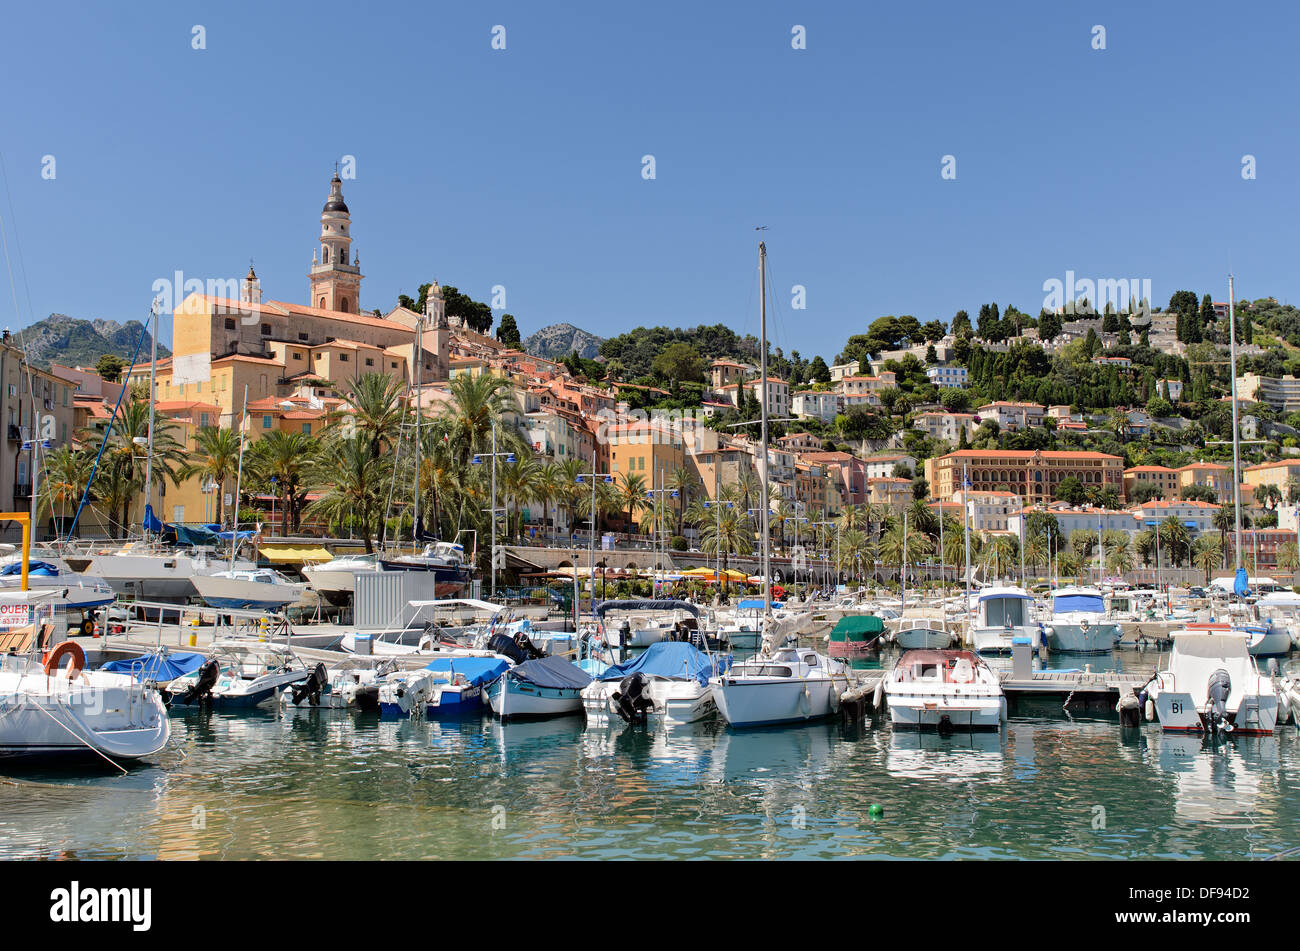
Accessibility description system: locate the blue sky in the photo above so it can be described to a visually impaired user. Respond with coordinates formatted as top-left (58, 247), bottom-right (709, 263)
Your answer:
top-left (1, 0), bottom-right (1296, 362)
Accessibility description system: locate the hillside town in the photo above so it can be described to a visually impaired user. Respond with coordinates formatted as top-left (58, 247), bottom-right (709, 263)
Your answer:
top-left (4, 171), bottom-right (1299, 586)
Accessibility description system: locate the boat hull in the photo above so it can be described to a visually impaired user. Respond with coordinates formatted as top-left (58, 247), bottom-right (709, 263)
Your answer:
top-left (582, 681), bottom-right (716, 727)
top-left (895, 628), bottom-right (955, 650)
top-left (710, 677), bottom-right (837, 728)
top-left (1045, 621), bottom-right (1120, 654)
top-left (1247, 631), bottom-right (1292, 657)
top-left (485, 677), bottom-right (583, 720)
top-left (0, 674), bottom-right (170, 760)
top-left (887, 696), bottom-right (1004, 731)
top-left (1153, 689), bottom-right (1279, 735)
top-left (970, 625), bottom-right (1040, 654)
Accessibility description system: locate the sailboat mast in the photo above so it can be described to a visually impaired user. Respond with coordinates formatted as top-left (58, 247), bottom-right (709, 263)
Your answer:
top-left (144, 297), bottom-right (158, 533)
top-left (758, 241), bottom-right (770, 618)
top-left (413, 308), bottom-right (422, 542)
top-left (230, 384), bottom-right (248, 571)
top-left (1228, 274), bottom-right (1243, 575)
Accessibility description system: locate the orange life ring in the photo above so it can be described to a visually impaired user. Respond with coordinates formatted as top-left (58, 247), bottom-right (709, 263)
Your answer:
top-left (43, 642), bottom-right (86, 679)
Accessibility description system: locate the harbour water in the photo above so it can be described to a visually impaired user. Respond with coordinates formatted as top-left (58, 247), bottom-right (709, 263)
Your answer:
top-left (1, 649), bottom-right (1296, 861)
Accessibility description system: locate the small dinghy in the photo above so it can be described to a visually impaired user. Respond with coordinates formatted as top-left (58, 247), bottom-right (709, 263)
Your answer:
top-left (485, 655), bottom-right (592, 720)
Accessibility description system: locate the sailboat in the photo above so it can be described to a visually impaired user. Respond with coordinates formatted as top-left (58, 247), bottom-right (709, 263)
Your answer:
top-left (710, 241), bottom-right (848, 728)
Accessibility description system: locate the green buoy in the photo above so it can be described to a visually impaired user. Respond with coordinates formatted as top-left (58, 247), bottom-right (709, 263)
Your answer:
top-left (868, 803), bottom-right (884, 818)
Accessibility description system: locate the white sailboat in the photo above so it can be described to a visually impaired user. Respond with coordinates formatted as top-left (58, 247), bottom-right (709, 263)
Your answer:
top-left (710, 241), bottom-right (846, 728)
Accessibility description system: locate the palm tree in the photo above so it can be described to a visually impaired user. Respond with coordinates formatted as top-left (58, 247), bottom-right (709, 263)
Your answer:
top-left (1277, 540), bottom-right (1299, 576)
top-left (1133, 528), bottom-right (1157, 568)
top-left (556, 457), bottom-right (587, 540)
top-left (1212, 504), bottom-right (1235, 555)
top-left (181, 426), bottom-right (243, 527)
top-left (38, 446), bottom-right (94, 537)
top-left (879, 519), bottom-right (932, 583)
top-left (616, 471), bottom-right (649, 533)
top-left (501, 457), bottom-right (541, 543)
top-left (1105, 544), bottom-right (1133, 576)
top-left (1158, 515), bottom-right (1191, 567)
top-left (248, 431), bottom-right (317, 535)
top-left (1023, 529), bottom-right (1049, 575)
top-left (306, 434), bottom-right (394, 552)
top-left (699, 507), bottom-right (754, 599)
top-left (331, 372), bottom-right (408, 461)
top-left (981, 533), bottom-right (1020, 580)
top-left (1192, 535), bottom-right (1224, 585)
top-left (441, 373), bottom-right (522, 470)
top-left (416, 418), bottom-right (459, 540)
top-left (666, 465), bottom-right (697, 538)
top-left (103, 399), bottom-right (184, 535)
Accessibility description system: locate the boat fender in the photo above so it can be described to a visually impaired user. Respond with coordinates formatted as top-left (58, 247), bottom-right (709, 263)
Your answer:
top-left (872, 679), bottom-right (884, 712)
top-left (43, 641), bottom-right (86, 680)
top-left (1116, 693), bottom-right (1141, 728)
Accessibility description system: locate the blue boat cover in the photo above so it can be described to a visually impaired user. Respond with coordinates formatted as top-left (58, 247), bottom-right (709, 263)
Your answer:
top-left (171, 523), bottom-right (220, 547)
top-left (597, 641), bottom-right (728, 686)
top-left (736, 599), bottom-right (783, 610)
top-left (143, 504), bottom-right (164, 533)
top-left (101, 651), bottom-right (207, 682)
top-left (0, 561), bottom-right (58, 576)
top-left (216, 530), bottom-right (258, 541)
top-left (422, 656), bottom-right (509, 686)
top-left (1053, 594), bottom-right (1104, 614)
top-left (508, 655), bottom-right (593, 689)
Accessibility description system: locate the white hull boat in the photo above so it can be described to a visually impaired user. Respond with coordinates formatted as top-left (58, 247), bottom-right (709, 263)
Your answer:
top-left (1147, 632), bottom-right (1279, 735)
top-left (710, 647), bottom-right (846, 728)
top-left (884, 648), bottom-right (1006, 731)
top-left (0, 650), bottom-right (170, 760)
top-left (165, 641), bottom-right (314, 710)
top-left (969, 586), bottom-right (1040, 654)
top-left (192, 568), bottom-right (307, 612)
top-left (86, 548), bottom-right (257, 603)
top-left (484, 655), bottom-right (592, 720)
top-left (301, 553), bottom-right (380, 606)
top-left (581, 641), bottom-right (724, 727)
top-left (894, 616), bottom-right (957, 650)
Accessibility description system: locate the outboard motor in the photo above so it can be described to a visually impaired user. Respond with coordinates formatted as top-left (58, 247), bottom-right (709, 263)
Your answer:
top-left (352, 683), bottom-right (381, 713)
top-left (291, 663), bottom-right (329, 706)
top-left (1206, 669), bottom-right (1233, 732)
top-left (612, 672), bottom-right (654, 725)
top-left (173, 659), bottom-right (220, 707)
top-left (513, 631), bottom-right (546, 660)
top-left (487, 633), bottom-right (531, 665)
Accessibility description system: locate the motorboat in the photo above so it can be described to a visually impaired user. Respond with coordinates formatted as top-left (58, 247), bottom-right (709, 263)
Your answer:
top-left (581, 641), bottom-right (728, 727)
top-left (893, 611), bottom-right (958, 650)
top-left (0, 551), bottom-right (114, 612)
top-left (826, 614), bottom-right (885, 659)
top-left (100, 650), bottom-right (208, 691)
top-left (1044, 587), bottom-right (1120, 654)
top-left (279, 657), bottom-right (400, 711)
top-left (968, 586), bottom-right (1041, 654)
top-left (192, 568), bottom-right (307, 611)
top-left (712, 598), bottom-right (809, 650)
top-left (377, 655), bottom-right (511, 718)
top-left (883, 649), bottom-right (1006, 731)
top-left (1181, 618), bottom-right (1291, 659)
top-left (0, 589), bottom-right (170, 760)
top-left (338, 598), bottom-right (511, 656)
top-left (84, 544), bottom-right (256, 604)
top-left (709, 645), bottom-right (848, 728)
top-left (1146, 632), bottom-right (1280, 735)
top-left (484, 655), bottom-right (592, 720)
top-left (163, 640), bottom-right (314, 710)
top-left (301, 551), bottom-right (379, 606)
top-left (377, 541), bottom-right (473, 597)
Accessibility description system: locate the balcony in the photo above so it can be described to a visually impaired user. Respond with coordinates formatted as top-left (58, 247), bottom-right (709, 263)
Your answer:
top-left (13, 483), bottom-right (31, 499)
top-left (6, 425), bottom-right (20, 443)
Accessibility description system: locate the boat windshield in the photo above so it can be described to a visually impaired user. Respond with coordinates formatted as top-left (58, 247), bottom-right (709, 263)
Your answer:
top-left (983, 597), bottom-right (1025, 627)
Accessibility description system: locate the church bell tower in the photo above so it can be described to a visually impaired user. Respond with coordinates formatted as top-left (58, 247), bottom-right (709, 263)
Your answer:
top-left (308, 171), bottom-right (363, 313)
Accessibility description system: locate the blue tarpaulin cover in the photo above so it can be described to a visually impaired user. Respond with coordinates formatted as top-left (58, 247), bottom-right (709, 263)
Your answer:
top-left (507, 656), bottom-right (593, 689)
top-left (422, 656), bottom-right (509, 686)
top-left (1053, 594), bottom-right (1105, 614)
top-left (0, 561), bottom-right (58, 576)
top-left (597, 641), bottom-right (728, 686)
top-left (736, 599), bottom-right (783, 610)
top-left (101, 651), bottom-right (207, 682)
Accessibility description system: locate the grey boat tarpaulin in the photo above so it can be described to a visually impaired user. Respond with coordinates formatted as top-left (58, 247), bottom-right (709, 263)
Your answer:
top-left (507, 656), bottom-right (593, 689)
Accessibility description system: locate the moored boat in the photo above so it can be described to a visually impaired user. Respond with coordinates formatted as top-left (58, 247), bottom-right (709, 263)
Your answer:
top-left (378, 655), bottom-right (511, 718)
top-left (710, 646), bottom-right (847, 728)
top-left (1044, 587), bottom-right (1120, 654)
top-left (1146, 632), bottom-right (1279, 735)
top-left (485, 656), bottom-right (592, 720)
top-left (582, 641), bottom-right (727, 727)
top-left (192, 568), bottom-right (307, 611)
top-left (884, 648), bottom-right (1006, 731)
top-left (826, 615), bottom-right (885, 659)
top-left (968, 586), bottom-right (1040, 654)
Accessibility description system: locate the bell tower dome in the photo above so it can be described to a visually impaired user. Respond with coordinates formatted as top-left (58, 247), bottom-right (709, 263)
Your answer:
top-left (308, 170), bottom-right (363, 313)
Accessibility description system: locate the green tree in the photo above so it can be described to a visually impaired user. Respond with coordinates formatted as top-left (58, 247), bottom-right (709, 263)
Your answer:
top-left (96, 354), bottom-right (126, 383)
top-left (497, 314), bottom-right (521, 348)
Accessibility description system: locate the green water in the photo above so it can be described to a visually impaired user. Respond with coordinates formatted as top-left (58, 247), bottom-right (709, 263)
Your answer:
top-left (0, 650), bottom-right (1296, 860)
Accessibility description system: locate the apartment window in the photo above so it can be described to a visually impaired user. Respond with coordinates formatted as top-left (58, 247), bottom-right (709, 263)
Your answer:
top-left (340, 354), bottom-right (349, 362)
top-left (263, 415), bottom-right (272, 429)
top-left (315, 353), bottom-right (322, 360)
top-left (200, 413), bottom-right (210, 427)
top-left (365, 358), bottom-right (374, 367)
top-left (261, 324), bottom-right (271, 336)
top-left (298, 332), bottom-right (308, 341)
top-left (173, 505), bottom-right (185, 522)
top-left (390, 362), bottom-right (397, 369)
top-left (293, 353), bottom-right (302, 360)
top-left (301, 423), bottom-right (311, 435)
top-left (225, 318), bottom-right (236, 330)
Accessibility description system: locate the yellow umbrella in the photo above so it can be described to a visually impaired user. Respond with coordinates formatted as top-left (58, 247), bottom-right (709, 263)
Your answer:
top-left (681, 567), bottom-right (717, 577)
